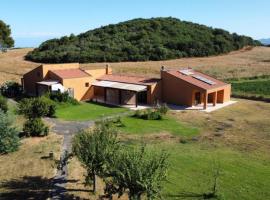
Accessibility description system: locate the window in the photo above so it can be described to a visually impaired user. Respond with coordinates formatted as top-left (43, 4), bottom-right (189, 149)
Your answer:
top-left (85, 82), bottom-right (89, 87)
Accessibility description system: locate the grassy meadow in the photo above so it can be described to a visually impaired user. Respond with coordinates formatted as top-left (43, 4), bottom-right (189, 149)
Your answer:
top-left (66, 99), bottom-right (270, 200)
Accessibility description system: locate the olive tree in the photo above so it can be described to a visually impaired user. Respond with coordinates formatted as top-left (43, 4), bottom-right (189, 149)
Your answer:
top-left (109, 146), bottom-right (169, 200)
top-left (72, 120), bottom-right (119, 192)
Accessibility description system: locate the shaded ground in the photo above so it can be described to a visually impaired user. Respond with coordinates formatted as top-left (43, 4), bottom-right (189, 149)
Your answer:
top-left (0, 134), bottom-right (62, 200)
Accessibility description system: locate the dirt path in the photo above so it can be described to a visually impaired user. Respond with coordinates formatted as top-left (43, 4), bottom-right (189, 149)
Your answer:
top-left (45, 118), bottom-right (94, 199)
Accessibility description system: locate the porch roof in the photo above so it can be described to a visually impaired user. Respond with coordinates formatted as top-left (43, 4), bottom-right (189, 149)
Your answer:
top-left (92, 80), bottom-right (147, 92)
top-left (36, 80), bottom-right (59, 86)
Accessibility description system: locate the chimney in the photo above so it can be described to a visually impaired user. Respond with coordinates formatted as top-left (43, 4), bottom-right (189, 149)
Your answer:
top-left (161, 65), bottom-right (165, 71)
top-left (105, 64), bottom-right (110, 74)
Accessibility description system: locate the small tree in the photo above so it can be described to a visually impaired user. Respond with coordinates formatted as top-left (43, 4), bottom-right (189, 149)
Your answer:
top-left (72, 120), bottom-right (119, 192)
top-left (110, 146), bottom-right (169, 200)
top-left (23, 118), bottom-right (49, 137)
top-left (0, 111), bottom-right (20, 154)
top-left (0, 95), bottom-right (8, 113)
top-left (18, 97), bottom-right (55, 118)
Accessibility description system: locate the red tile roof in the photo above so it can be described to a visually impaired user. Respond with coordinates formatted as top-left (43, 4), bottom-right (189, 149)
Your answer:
top-left (167, 69), bottom-right (229, 90)
top-left (50, 69), bottom-right (90, 79)
top-left (98, 74), bottom-right (160, 86)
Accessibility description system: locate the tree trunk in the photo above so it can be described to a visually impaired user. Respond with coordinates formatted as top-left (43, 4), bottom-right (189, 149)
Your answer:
top-left (92, 169), bottom-right (96, 193)
top-left (129, 192), bottom-right (141, 200)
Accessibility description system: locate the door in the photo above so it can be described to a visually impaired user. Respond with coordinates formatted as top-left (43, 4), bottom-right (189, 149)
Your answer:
top-left (138, 91), bottom-right (147, 104)
top-left (194, 92), bottom-right (201, 105)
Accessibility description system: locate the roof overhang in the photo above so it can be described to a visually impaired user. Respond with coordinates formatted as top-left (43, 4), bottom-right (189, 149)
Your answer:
top-left (37, 80), bottom-right (59, 86)
top-left (92, 80), bottom-right (147, 92)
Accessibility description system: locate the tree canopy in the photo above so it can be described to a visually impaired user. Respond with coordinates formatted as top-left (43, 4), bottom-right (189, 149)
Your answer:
top-left (0, 20), bottom-right (14, 49)
top-left (26, 17), bottom-right (261, 63)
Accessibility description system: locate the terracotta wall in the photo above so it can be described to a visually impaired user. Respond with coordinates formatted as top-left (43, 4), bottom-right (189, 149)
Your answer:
top-left (121, 90), bottom-right (136, 105)
top-left (223, 84), bottom-right (231, 102)
top-left (62, 77), bottom-right (94, 101)
top-left (23, 66), bottom-right (44, 96)
top-left (42, 63), bottom-right (80, 77)
top-left (161, 71), bottom-right (204, 106)
top-left (147, 81), bottom-right (162, 105)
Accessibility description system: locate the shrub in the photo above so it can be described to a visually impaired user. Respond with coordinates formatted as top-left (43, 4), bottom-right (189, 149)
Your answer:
top-left (133, 109), bottom-right (163, 120)
top-left (0, 81), bottom-right (23, 98)
top-left (23, 118), bottom-right (49, 137)
top-left (0, 111), bottom-right (20, 154)
top-left (18, 97), bottom-right (55, 118)
top-left (157, 103), bottom-right (169, 115)
top-left (0, 95), bottom-right (8, 113)
top-left (49, 91), bottom-right (79, 105)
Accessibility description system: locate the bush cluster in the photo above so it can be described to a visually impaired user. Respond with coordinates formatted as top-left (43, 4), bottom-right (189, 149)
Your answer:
top-left (48, 91), bottom-right (78, 105)
top-left (0, 81), bottom-right (23, 98)
top-left (133, 104), bottom-right (169, 120)
top-left (25, 17), bottom-right (261, 63)
top-left (18, 97), bottom-right (52, 137)
top-left (0, 95), bottom-right (8, 113)
top-left (18, 97), bottom-right (56, 118)
top-left (23, 118), bottom-right (49, 137)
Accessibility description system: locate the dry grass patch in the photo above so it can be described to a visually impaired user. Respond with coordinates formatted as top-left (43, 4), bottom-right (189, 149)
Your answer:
top-left (0, 133), bottom-right (62, 199)
top-left (173, 99), bottom-right (270, 155)
top-left (82, 47), bottom-right (270, 79)
top-left (0, 49), bottom-right (39, 84)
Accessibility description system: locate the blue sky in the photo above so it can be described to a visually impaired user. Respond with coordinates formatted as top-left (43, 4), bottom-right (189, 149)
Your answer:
top-left (1, 0), bottom-right (269, 47)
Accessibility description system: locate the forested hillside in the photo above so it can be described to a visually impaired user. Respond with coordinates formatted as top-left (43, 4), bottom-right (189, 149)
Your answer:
top-left (26, 17), bottom-right (261, 63)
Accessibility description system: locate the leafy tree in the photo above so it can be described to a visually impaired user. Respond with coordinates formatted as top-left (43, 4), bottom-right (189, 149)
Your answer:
top-left (0, 111), bottom-right (20, 154)
top-left (72, 120), bottom-right (119, 192)
top-left (109, 146), bottom-right (169, 200)
top-left (25, 17), bottom-right (261, 63)
top-left (0, 20), bottom-right (14, 50)
top-left (0, 95), bottom-right (8, 113)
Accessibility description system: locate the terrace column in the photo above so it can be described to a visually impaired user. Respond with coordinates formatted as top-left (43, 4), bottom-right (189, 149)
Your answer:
top-left (119, 90), bottom-right (122, 105)
top-left (213, 91), bottom-right (217, 106)
top-left (135, 92), bottom-right (138, 107)
top-left (203, 92), bottom-right (208, 110)
top-left (104, 88), bottom-right (107, 103)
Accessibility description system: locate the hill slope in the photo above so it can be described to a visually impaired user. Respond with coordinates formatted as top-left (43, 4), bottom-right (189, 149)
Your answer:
top-left (260, 38), bottom-right (270, 45)
top-left (26, 17), bottom-right (260, 63)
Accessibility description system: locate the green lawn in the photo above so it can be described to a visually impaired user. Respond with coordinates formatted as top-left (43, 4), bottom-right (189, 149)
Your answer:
top-left (55, 102), bottom-right (128, 121)
top-left (118, 116), bottom-right (199, 137)
top-left (159, 142), bottom-right (270, 200)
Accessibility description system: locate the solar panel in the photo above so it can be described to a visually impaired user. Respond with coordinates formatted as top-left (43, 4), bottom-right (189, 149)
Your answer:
top-left (192, 75), bottom-right (216, 85)
top-left (179, 69), bottom-right (194, 76)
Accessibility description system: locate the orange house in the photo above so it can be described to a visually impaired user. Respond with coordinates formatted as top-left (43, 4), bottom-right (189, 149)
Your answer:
top-left (22, 64), bottom-right (230, 109)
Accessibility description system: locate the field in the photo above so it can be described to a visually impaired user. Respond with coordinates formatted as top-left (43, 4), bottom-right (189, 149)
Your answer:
top-left (231, 78), bottom-right (270, 98)
top-left (1, 47), bottom-right (270, 199)
top-left (0, 134), bottom-right (62, 199)
top-left (66, 99), bottom-right (270, 200)
top-left (1, 47), bottom-right (270, 85)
